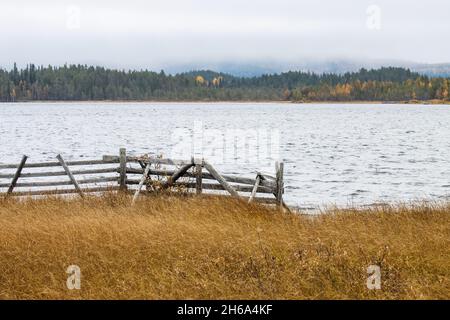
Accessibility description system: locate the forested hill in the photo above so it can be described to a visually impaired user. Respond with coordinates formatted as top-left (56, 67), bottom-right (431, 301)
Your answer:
top-left (0, 64), bottom-right (449, 102)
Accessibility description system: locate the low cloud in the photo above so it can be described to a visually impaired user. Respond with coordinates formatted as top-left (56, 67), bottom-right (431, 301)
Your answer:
top-left (1, 0), bottom-right (449, 69)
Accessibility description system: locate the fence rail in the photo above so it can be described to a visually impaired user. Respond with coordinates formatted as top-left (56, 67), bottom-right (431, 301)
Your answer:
top-left (0, 148), bottom-right (286, 208)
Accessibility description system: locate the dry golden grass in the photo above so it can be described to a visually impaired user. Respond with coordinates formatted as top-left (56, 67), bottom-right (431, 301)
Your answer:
top-left (0, 194), bottom-right (448, 300)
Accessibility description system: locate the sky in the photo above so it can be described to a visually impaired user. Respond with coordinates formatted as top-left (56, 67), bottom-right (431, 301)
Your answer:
top-left (1, 0), bottom-right (449, 70)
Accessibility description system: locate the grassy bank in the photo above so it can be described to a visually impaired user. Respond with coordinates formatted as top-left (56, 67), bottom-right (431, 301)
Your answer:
top-left (0, 195), bottom-right (448, 299)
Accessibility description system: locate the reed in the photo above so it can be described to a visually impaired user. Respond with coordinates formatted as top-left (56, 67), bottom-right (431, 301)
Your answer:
top-left (0, 194), bottom-right (448, 299)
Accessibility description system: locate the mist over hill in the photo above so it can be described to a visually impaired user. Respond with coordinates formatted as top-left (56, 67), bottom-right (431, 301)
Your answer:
top-left (167, 59), bottom-right (450, 78)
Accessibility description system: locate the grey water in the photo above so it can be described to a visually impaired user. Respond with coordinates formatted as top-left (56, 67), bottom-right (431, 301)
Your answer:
top-left (1, 102), bottom-right (449, 208)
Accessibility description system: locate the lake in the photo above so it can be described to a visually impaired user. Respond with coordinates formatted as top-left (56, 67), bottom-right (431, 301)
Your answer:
top-left (1, 102), bottom-right (449, 208)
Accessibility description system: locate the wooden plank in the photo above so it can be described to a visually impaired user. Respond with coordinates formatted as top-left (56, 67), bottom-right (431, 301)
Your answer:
top-left (57, 154), bottom-right (84, 198)
top-left (200, 194), bottom-right (278, 204)
top-left (126, 181), bottom-right (273, 194)
top-left (0, 177), bottom-right (118, 188)
top-left (248, 175), bottom-right (261, 203)
top-left (105, 155), bottom-right (209, 167)
top-left (143, 158), bottom-right (194, 166)
top-left (119, 148), bottom-right (127, 191)
top-left (195, 164), bottom-right (202, 194)
top-left (5, 186), bottom-right (121, 197)
top-left (126, 190), bottom-right (278, 204)
top-left (102, 155), bottom-right (120, 162)
top-left (260, 173), bottom-right (276, 181)
top-left (6, 155), bottom-right (28, 195)
top-left (176, 182), bottom-right (269, 193)
top-left (219, 174), bottom-right (274, 188)
top-left (126, 167), bottom-right (163, 175)
top-left (103, 155), bottom-right (193, 166)
top-left (0, 159), bottom-right (117, 169)
top-left (0, 168), bottom-right (118, 179)
top-left (203, 162), bottom-right (240, 198)
top-left (131, 161), bottom-right (152, 205)
top-left (125, 167), bottom-right (276, 189)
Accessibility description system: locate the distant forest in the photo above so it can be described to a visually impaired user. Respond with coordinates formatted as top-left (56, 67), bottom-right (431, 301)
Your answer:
top-left (0, 63), bottom-right (449, 102)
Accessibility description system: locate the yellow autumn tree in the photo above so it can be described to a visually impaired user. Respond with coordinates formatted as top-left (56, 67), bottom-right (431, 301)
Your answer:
top-left (442, 79), bottom-right (449, 100)
top-left (334, 83), bottom-right (352, 99)
top-left (195, 75), bottom-right (205, 86)
top-left (212, 76), bottom-right (223, 87)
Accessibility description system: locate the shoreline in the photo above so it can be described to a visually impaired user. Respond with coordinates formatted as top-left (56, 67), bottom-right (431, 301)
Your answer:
top-left (1, 99), bottom-right (449, 105)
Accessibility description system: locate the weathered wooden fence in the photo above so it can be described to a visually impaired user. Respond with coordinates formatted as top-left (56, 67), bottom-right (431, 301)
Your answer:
top-left (0, 148), bottom-right (286, 207)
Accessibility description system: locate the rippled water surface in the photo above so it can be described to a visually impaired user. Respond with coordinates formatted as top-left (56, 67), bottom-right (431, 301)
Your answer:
top-left (1, 102), bottom-right (449, 208)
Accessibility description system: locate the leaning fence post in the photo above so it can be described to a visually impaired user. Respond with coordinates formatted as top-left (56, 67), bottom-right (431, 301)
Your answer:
top-left (248, 174), bottom-right (261, 203)
top-left (131, 158), bottom-right (151, 205)
top-left (162, 163), bottom-right (194, 189)
top-left (57, 154), bottom-right (84, 198)
top-left (119, 148), bottom-right (127, 191)
top-left (7, 155), bottom-right (28, 195)
top-left (203, 161), bottom-right (240, 198)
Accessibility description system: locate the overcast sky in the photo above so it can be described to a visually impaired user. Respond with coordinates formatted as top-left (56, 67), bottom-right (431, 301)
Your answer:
top-left (1, 0), bottom-right (449, 70)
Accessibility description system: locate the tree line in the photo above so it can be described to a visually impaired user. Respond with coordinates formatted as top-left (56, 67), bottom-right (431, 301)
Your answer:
top-left (0, 63), bottom-right (448, 102)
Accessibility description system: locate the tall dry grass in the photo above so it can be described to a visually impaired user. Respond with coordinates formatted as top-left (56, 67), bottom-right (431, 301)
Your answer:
top-left (0, 194), bottom-right (448, 299)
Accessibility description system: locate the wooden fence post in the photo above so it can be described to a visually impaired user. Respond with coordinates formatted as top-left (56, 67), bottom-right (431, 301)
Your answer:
top-left (7, 155), bottom-right (28, 195)
top-left (57, 154), bottom-right (84, 198)
top-left (119, 148), bottom-right (127, 191)
top-left (195, 164), bottom-right (203, 194)
top-left (275, 162), bottom-right (284, 206)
